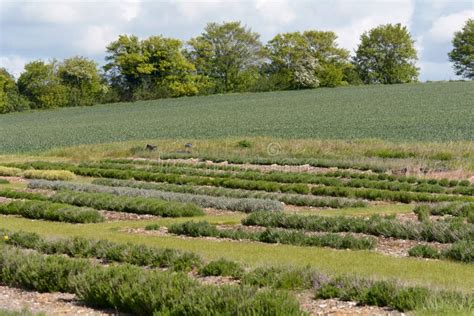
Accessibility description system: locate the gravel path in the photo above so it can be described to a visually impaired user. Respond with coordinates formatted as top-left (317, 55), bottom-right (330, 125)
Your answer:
top-left (297, 291), bottom-right (403, 315)
top-left (0, 286), bottom-right (121, 315)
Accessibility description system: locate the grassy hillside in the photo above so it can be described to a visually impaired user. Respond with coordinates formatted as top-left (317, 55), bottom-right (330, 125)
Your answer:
top-left (1, 81), bottom-right (473, 153)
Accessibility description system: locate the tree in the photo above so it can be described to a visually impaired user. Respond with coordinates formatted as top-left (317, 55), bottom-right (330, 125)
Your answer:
top-left (303, 31), bottom-right (351, 87)
top-left (0, 68), bottom-right (30, 113)
top-left (265, 32), bottom-right (319, 89)
top-left (104, 35), bottom-right (147, 100)
top-left (58, 56), bottom-right (104, 106)
top-left (104, 35), bottom-right (204, 101)
top-left (265, 31), bottom-right (351, 89)
top-left (17, 60), bottom-right (68, 109)
top-left (353, 23), bottom-right (419, 84)
top-left (448, 19), bottom-right (473, 79)
top-left (186, 21), bottom-right (263, 92)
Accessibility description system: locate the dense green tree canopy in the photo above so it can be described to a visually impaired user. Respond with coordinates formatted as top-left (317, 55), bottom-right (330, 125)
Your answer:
top-left (0, 68), bottom-right (18, 113)
top-left (17, 60), bottom-right (68, 109)
top-left (186, 21), bottom-right (263, 92)
top-left (58, 56), bottom-right (104, 106)
top-left (448, 19), bottom-right (473, 79)
top-left (353, 23), bottom-right (419, 84)
top-left (265, 31), bottom-right (351, 89)
top-left (265, 32), bottom-right (319, 89)
top-left (104, 35), bottom-right (203, 100)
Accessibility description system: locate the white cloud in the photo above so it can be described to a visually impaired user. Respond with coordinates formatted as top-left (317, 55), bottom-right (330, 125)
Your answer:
top-left (428, 10), bottom-right (474, 43)
top-left (20, 2), bottom-right (83, 24)
top-left (418, 61), bottom-right (460, 81)
top-left (119, 0), bottom-right (142, 22)
top-left (75, 25), bottom-right (118, 55)
top-left (332, 0), bottom-right (415, 52)
top-left (0, 55), bottom-right (30, 78)
top-left (255, 0), bottom-right (296, 25)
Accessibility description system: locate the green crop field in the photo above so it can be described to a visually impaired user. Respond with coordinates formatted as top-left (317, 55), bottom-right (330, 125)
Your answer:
top-left (1, 81), bottom-right (473, 154)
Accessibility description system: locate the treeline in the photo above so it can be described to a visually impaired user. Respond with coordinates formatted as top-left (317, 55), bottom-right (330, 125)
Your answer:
top-left (1, 19), bottom-right (472, 114)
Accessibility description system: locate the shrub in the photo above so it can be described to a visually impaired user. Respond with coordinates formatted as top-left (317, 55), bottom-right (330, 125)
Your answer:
top-left (200, 259), bottom-right (244, 278)
top-left (0, 179), bottom-right (9, 184)
top-left (30, 180), bottom-right (281, 212)
top-left (93, 178), bottom-right (366, 208)
top-left (169, 221), bottom-right (220, 237)
top-left (0, 200), bottom-right (104, 223)
top-left (0, 189), bottom-right (48, 201)
top-left (237, 139), bottom-right (252, 148)
top-left (169, 221), bottom-right (376, 250)
top-left (0, 246), bottom-right (90, 293)
top-left (408, 245), bottom-right (440, 259)
top-left (0, 246), bottom-right (302, 315)
top-left (414, 202), bottom-right (473, 218)
top-left (443, 240), bottom-right (473, 263)
top-left (314, 277), bottom-right (431, 312)
top-left (241, 266), bottom-right (314, 290)
top-left (21, 169), bottom-right (75, 181)
top-left (413, 205), bottom-right (430, 222)
top-left (73, 264), bottom-right (302, 315)
top-left (50, 190), bottom-right (204, 217)
top-left (0, 166), bottom-right (22, 176)
top-left (4, 230), bottom-right (202, 271)
top-left (243, 211), bottom-right (474, 243)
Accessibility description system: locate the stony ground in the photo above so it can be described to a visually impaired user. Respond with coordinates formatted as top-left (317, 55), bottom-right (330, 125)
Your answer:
top-left (0, 286), bottom-right (120, 315)
top-left (0, 285), bottom-right (405, 316)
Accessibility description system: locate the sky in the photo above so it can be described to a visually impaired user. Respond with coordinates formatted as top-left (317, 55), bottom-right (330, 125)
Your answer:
top-left (0, 0), bottom-right (472, 81)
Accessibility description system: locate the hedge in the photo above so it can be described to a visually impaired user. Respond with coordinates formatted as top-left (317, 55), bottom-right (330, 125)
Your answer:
top-left (29, 180), bottom-right (282, 213)
top-left (168, 221), bottom-right (377, 250)
top-left (0, 200), bottom-right (104, 223)
top-left (243, 212), bottom-right (474, 243)
top-left (0, 246), bottom-right (302, 315)
top-left (92, 178), bottom-right (367, 208)
top-left (50, 190), bottom-right (204, 217)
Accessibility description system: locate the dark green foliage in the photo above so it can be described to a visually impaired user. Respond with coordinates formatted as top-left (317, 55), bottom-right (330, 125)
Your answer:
top-left (0, 189), bottom-right (48, 201)
top-left (408, 245), bottom-right (440, 259)
top-left (50, 190), bottom-right (204, 217)
top-left (168, 221), bottom-right (377, 250)
top-left (0, 179), bottom-right (9, 184)
top-left (448, 19), bottom-right (474, 79)
top-left (243, 211), bottom-right (474, 243)
top-left (200, 259), bottom-right (244, 278)
top-left (0, 200), bottom-right (104, 223)
top-left (353, 23), bottom-right (418, 84)
top-left (237, 139), bottom-right (252, 148)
